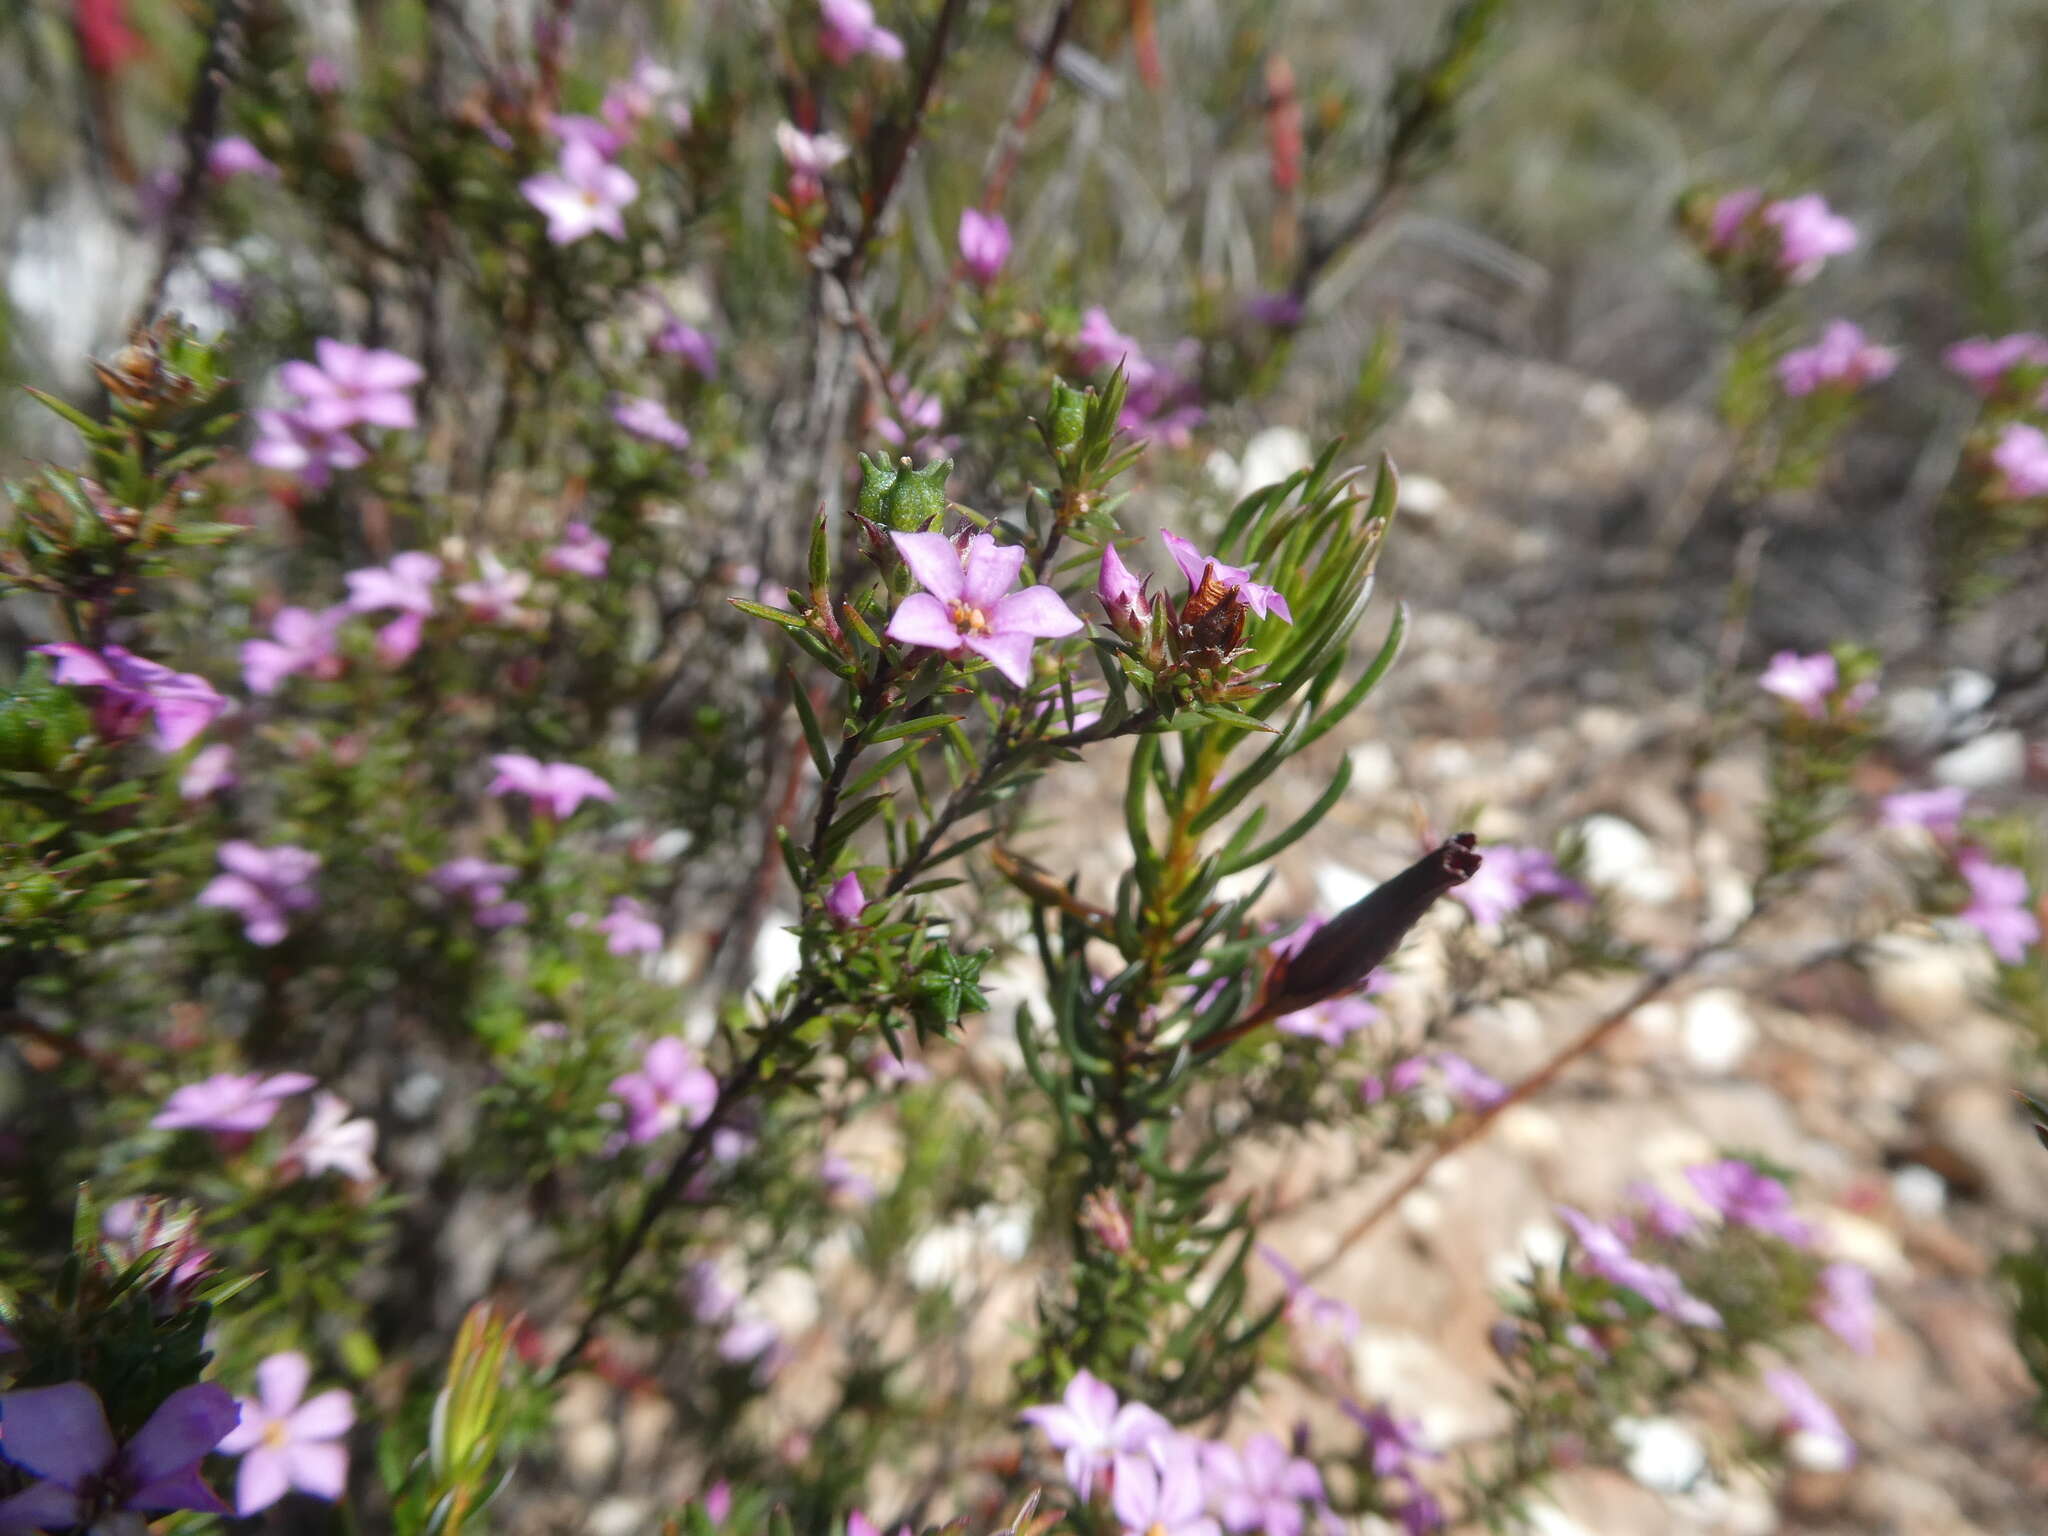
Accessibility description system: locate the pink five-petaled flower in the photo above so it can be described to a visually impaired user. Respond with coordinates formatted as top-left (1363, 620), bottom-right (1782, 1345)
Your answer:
top-left (776, 122), bottom-right (851, 189)
top-left (1112, 1440), bottom-right (1219, 1536)
top-left (241, 605), bottom-right (345, 695)
top-left (430, 857), bottom-right (527, 929)
top-left (825, 871), bottom-right (867, 926)
top-left (1956, 848), bottom-right (2040, 963)
top-left (1685, 1159), bottom-right (1815, 1246)
top-left (819, 0), bottom-right (905, 64)
top-left (1757, 649), bottom-right (1838, 719)
top-left (1556, 1206), bottom-right (1723, 1327)
top-left (612, 394), bottom-right (693, 450)
top-left (545, 520), bottom-right (612, 577)
top-left (1814, 1261), bottom-right (1878, 1356)
top-left (1764, 1368), bottom-right (1855, 1469)
top-left (1777, 320), bottom-right (1898, 398)
top-left (0, 1380), bottom-right (239, 1529)
top-left (1018, 1370), bottom-right (1171, 1500)
top-left (278, 339), bottom-right (424, 434)
top-left (885, 531), bottom-right (1083, 687)
top-left (485, 754), bottom-right (616, 819)
top-left (1944, 333), bottom-right (2048, 393)
top-left (198, 841), bottom-right (322, 945)
top-left (1991, 421), bottom-right (2048, 500)
top-left (958, 208), bottom-right (1012, 286)
top-left (1761, 193), bottom-right (1857, 282)
top-left (521, 138), bottom-right (638, 245)
top-left (153, 1070), bottom-right (317, 1134)
top-left (1160, 530), bottom-right (1292, 622)
top-left (283, 1092), bottom-right (379, 1182)
top-left (217, 1352), bottom-right (354, 1514)
top-left (1705, 186), bottom-right (1764, 250)
top-left (594, 895), bottom-right (663, 956)
top-left (1450, 844), bottom-right (1586, 926)
top-left (1202, 1434), bottom-right (1324, 1536)
top-left (1075, 306), bottom-right (1145, 374)
top-left (610, 1037), bottom-right (718, 1144)
top-left (1880, 785), bottom-right (1969, 838)
top-left (36, 642), bottom-right (224, 751)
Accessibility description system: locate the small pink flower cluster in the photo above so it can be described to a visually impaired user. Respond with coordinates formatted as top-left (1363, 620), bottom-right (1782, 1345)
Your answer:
top-left (1777, 318), bottom-right (1897, 398)
top-left (36, 642), bottom-right (224, 752)
top-left (817, 0), bottom-right (903, 66)
top-left (1448, 842), bottom-right (1587, 926)
top-left (1019, 1372), bottom-right (1332, 1536)
top-left (1360, 1050), bottom-right (1506, 1111)
top-left (1877, 785), bottom-right (2039, 962)
top-left (522, 114), bottom-right (640, 245)
top-left (1757, 649), bottom-right (1875, 720)
top-left (1706, 188), bottom-right (1858, 284)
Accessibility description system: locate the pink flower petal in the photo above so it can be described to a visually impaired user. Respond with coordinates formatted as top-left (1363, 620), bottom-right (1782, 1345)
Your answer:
top-left (958, 534), bottom-right (1027, 609)
top-left (890, 532), bottom-right (966, 601)
top-left (282, 1439), bottom-right (349, 1499)
top-left (235, 1446), bottom-right (292, 1515)
top-left (992, 585), bottom-right (1083, 639)
top-left (963, 631), bottom-right (1036, 686)
top-left (884, 592), bottom-right (963, 651)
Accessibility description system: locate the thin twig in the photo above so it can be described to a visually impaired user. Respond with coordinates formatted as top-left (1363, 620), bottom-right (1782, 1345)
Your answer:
top-left (841, 0), bottom-right (973, 278)
top-left (132, 0), bottom-right (246, 331)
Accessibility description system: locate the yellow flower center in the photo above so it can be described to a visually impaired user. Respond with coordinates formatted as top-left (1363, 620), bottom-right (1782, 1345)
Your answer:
top-left (263, 1419), bottom-right (291, 1450)
top-left (947, 601), bottom-right (992, 635)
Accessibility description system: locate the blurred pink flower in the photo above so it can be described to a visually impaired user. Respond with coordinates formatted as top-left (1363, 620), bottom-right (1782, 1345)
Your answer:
top-left (776, 122), bottom-right (850, 199)
top-left (1879, 785), bottom-right (1968, 837)
top-left (885, 531), bottom-right (1083, 686)
top-left (207, 135), bottom-right (278, 180)
top-left (0, 1380), bottom-right (237, 1527)
top-left (821, 1152), bottom-right (878, 1205)
top-left (1757, 649), bottom-right (1838, 718)
top-left (819, 0), bottom-right (905, 65)
top-left (655, 318), bottom-right (720, 377)
top-left (1257, 1243), bottom-right (1360, 1341)
top-left (1243, 291), bottom-right (1305, 328)
top-left (1449, 844), bottom-right (1585, 926)
top-left (1019, 1370), bottom-right (1170, 1500)
top-left (610, 1038), bottom-right (718, 1143)
top-left (197, 841), bottom-right (322, 945)
top-left (1557, 1206), bottom-right (1723, 1327)
top-left (1343, 1399), bottom-right (1440, 1479)
top-left (36, 642), bottom-right (224, 751)
top-left (1814, 1261), bottom-right (1876, 1355)
top-left (522, 139), bottom-right (638, 244)
top-left (595, 895), bottom-right (664, 955)
top-left (1112, 1440), bottom-right (1218, 1536)
top-left (1957, 848), bottom-right (2039, 963)
top-left (154, 1070), bottom-right (317, 1133)
top-left (1765, 1368), bottom-right (1855, 1467)
top-left (1943, 332), bottom-right (2048, 393)
top-left (1075, 306), bottom-right (1144, 374)
top-left (1625, 1180), bottom-right (1698, 1240)
top-left (612, 394), bottom-right (693, 450)
top-left (1203, 1434), bottom-right (1323, 1536)
top-left (279, 340), bottom-right (424, 434)
top-left (1777, 319), bottom-right (1897, 397)
top-left (1096, 542), bottom-right (1150, 635)
top-left (485, 754), bottom-right (616, 819)
top-left (430, 856), bottom-right (526, 928)
top-left (1761, 193), bottom-right (1857, 282)
top-left (958, 208), bottom-right (1012, 286)
top-left (180, 743), bottom-right (238, 801)
top-left (284, 1092), bottom-right (378, 1182)
top-left (218, 1352), bottom-right (354, 1513)
top-left (1686, 1159), bottom-right (1814, 1246)
top-left (241, 605), bottom-right (345, 695)
top-left (544, 520), bottom-right (612, 577)
top-left (249, 409), bottom-right (368, 487)
top-left (344, 552), bottom-right (442, 616)
top-left (1991, 421), bottom-right (2048, 499)
top-left (550, 112), bottom-right (627, 158)
top-left (1706, 186), bottom-right (1763, 249)
top-left (452, 553), bottom-right (536, 624)
top-left (1434, 1051), bottom-right (1507, 1110)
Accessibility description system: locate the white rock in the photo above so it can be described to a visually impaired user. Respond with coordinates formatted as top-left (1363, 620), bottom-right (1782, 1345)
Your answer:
top-left (1934, 730), bottom-right (2025, 789)
top-left (1615, 1415), bottom-right (1708, 1493)
top-left (754, 1266), bottom-right (822, 1334)
top-left (1314, 861), bottom-right (1378, 913)
top-left (1892, 1163), bottom-right (1947, 1218)
top-left (1348, 740), bottom-right (1400, 795)
top-left (1490, 1219), bottom-right (1566, 1290)
top-left (1407, 386), bottom-right (1456, 430)
top-left (1400, 474), bottom-right (1449, 515)
top-left (1787, 1428), bottom-right (1855, 1474)
top-left (589, 1498), bottom-right (654, 1536)
top-left (1682, 989), bottom-right (1758, 1074)
top-left (749, 911), bottom-right (803, 995)
top-left (1578, 814), bottom-right (1679, 904)
top-left (1205, 450), bottom-right (1241, 492)
top-left (1522, 1504), bottom-right (1594, 1536)
top-left (1237, 426), bottom-right (1313, 495)
top-left (1814, 1210), bottom-right (1908, 1278)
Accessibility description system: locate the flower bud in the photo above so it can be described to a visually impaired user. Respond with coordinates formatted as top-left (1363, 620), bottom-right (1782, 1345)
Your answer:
top-left (855, 453), bottom-right (953, 532)
top-left (1096, 542), bottom-right (1149, 640)
top-left (1045, 377), bottom-right (1089, 457)
top-left (1078, 1188), bottom-right (1133, 1254)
